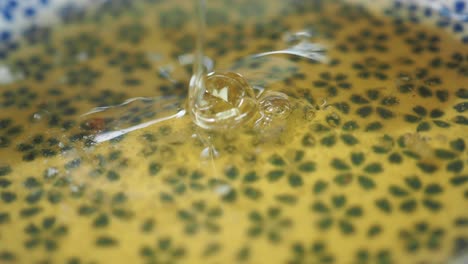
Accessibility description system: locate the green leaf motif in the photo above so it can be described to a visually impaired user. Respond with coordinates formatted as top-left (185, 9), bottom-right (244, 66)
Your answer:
top-left (416, 122), bottom-right (431, 132)
top-left (243, 171), bottom-right (259, 183)
top-left (341, 134), bottom-right (359, 146)
top-left (96, 236), bottom-right (118, 247)
top-left (313, 180), bottom-right (328, 194)
top-left (363, 163), bottom-right (383, 174)
top-left (332, 195), bottom-right (346, 208)
top-left (357, 106), bottom-right (373, 118)
top-left (417, 162), bottom-right (438, 173)
top-left (375, 198), bottom-right (392, 213)
top-left (422, 199), bottom-right (442, 211)
top-left (405, 114), bottom-right (420, 123)
top-left (433, 120), bottom-right (450, 128)
top-left (358, 176), bottom-right (376, 190)
top-left (331, 159), bottom-right (350, 170)
top-left (288, 174), bottom-right (303, 187)
top-left (400, 199), bottom-right (417, 213)
top-left (376, 107), bottom-right (394, 119)
top-left (424, 184), bottom-right (443, 195)
top-left (405, 177), bottom-right (422, 191)
top-left (267, 170), bottom-right (285, 181)
top-left (298, 162), bottom-right (316, 172)
top-left (351, 152), bottom-right (365, 166)
top-left (311, 201), bottom-right (330, 213)
top-left (413, 106), bottom-right (427, 117)
top-left (346, 206), bottom-right (363, 217)
top-left (334, 173), bottom-right (353, 186)
top-left (450, 175), bottom-right (468, 186)
top-left (268, 154), bottom-right (286, 166)
top-left (434, 149), bottom-right (457, 160)
top-left (389, 186), bottom-right (409, 197)
top-left (338, 220), bottom-right (354, 234)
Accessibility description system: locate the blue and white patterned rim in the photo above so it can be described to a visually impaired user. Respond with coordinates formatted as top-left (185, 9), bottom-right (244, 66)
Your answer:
top-left (386, 0), bottom-right (468, 43)
top-left (0, 0), bottom-right (98, 41)
top-left (0, 0), bottom-right (98, 58)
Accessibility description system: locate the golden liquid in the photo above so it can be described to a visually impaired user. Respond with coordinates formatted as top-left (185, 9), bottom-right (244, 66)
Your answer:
top-left (0, 1), bottom-right (467, 263)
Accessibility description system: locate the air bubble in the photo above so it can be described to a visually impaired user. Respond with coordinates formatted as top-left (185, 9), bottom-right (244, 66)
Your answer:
top-left (32, 112), bottom-right (43, 121)
top-left (191, 72), bottom-right (257, 130)
top-left (258, 91), bottom-right (291, 120)
top-left (302, 105), bottom-right (316, 121)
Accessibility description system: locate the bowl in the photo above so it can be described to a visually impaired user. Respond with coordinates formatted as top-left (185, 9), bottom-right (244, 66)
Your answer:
top-left (0, 1), bottom-right (467, 263)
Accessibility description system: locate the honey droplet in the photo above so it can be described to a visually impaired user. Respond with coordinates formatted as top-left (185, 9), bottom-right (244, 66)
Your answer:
top-left (191, 72), bottom-right (257, 130)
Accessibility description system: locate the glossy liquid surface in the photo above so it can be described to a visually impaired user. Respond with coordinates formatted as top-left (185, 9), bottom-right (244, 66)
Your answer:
top-left (0, 1), bottom-right (467, 263)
